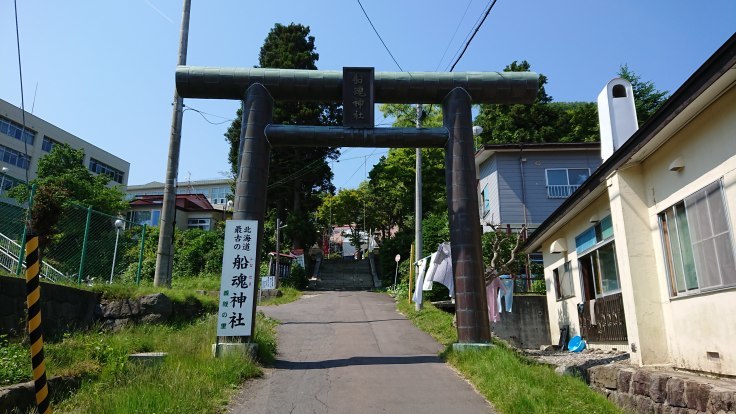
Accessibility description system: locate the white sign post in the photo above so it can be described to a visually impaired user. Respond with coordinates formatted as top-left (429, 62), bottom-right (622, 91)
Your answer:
top-left (217, 220), bottom-right (259, 338)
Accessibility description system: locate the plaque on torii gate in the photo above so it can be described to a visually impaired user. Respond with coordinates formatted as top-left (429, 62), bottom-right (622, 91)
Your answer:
top-left (175, 66), bottom-right (538, 348)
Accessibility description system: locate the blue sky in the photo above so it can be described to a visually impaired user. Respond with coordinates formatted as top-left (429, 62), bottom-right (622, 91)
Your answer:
top-left (0, 1), bottom-right (734, 190)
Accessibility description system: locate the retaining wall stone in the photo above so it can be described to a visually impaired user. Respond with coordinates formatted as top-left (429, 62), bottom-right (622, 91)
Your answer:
top-left (589, 364), bottom-right (736, 414)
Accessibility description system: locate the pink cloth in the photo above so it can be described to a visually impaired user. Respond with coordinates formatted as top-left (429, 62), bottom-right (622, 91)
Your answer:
top-left (486, 278), bottom-right (508, 323)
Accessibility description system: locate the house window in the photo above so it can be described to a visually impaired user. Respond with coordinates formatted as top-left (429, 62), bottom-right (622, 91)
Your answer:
top-left (576, 216), bottom-right (620, 298)
top-left (658, 179), bottom-right (736, 297)
top-left (127, 210), bottom-right (152, 226)
top-left (41, 136), bottom-right (58, 152)
top-left (553, 261), bottom-right (575, 300)
top-left (0, 145), bottom-right (31, 169)
top-left (0, 116), bottom-right (35, 145)
top-left (209, 187), bottom-right (229, 205)
top-left (89, 158), bottom-right (124, 184)
top-left (546, 168), bottom-right (590, 198)
top-left (188, 218), bottom-right (211, 231)
top-left (480, 184), bottom-right (490, 217)
top-left (151, 210), bottom-right (161, 226)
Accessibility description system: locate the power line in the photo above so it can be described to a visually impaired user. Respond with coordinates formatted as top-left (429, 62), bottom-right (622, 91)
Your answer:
top-left (182, 105), bottom-right (236, 125)
top-left (13, 0), bottom-right (30, 185)
top-left (448, 0), bottom-right (499, 72)
top-left (356, 0), bottom-right (405, 72)
top-left (435, 0), bottom-right (475, 71)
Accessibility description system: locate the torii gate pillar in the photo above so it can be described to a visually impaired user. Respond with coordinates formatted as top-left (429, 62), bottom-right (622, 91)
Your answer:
top-left (443, 88), bottom-right (491, 343)
top-left (232, 83), bottom-right (273, 337)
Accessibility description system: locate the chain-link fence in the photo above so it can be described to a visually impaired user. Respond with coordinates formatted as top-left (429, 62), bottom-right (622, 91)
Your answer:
top-left (0, 197), bottom-right (149, 286)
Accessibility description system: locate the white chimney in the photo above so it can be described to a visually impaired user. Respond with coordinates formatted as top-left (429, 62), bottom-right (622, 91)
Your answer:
top-left (598, 78), bottom-right (638, 162)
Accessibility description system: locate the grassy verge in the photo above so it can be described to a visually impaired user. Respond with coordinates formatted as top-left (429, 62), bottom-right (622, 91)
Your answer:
top-left (49, 312), bottom-right (276, 413)
top-left (259, 286), bottom-right (302, 306)
top-left (396, 300), bottom-right (621, 414)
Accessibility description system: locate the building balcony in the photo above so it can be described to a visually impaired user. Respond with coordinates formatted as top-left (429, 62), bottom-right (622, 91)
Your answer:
top-left (547, 184), bottom-right (580, 199)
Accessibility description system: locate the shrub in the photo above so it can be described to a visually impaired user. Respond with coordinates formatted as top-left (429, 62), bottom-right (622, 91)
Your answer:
top-left (282, 264), bottom-right (308, 290)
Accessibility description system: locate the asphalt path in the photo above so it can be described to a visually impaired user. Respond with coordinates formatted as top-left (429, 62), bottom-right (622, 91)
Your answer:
top-left (229, 291), bottom-right (494, 413)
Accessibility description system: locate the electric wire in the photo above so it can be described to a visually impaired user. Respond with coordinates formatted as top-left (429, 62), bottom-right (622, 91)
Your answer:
top-left (356, 0), bottom-right (405, 72)
top-left (435, 0), bottom-right (474, 71)
top-left (448, 0), bottom-right (498, 72)
top-left (444, 2), bottom-right (488, 72)
top-left (13, 0), bottom-right (30, 185)
top-left (183, 106), bottom-right (236, 125)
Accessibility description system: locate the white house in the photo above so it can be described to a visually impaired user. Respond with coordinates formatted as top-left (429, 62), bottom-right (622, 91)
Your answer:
top-left (524, 34), bottom-right (736, 375)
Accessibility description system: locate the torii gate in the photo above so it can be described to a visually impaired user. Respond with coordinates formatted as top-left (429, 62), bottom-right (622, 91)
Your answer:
top-left (175, 66), bottom-right (538, 345)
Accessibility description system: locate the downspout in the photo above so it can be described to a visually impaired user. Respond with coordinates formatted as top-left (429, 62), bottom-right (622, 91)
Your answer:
top-left (518, 145), bottom-right (528, 229)
top-left (518, 145), bottom-right (531, 289)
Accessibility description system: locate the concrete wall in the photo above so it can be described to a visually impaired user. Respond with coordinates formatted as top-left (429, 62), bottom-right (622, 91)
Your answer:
top-left (491, 295), bottom-right (551, 349)
top-left (0, 275), bottom-right (99, 338)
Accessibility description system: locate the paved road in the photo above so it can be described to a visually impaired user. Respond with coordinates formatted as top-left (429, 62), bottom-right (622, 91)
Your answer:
top-left (230, 291), bottom-right (494, 413)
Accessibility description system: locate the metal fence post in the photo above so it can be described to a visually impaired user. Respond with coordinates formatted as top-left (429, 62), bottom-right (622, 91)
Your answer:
top-left (77, 205), bottom-right (92, 284)
top-left (16, 184), bottom-right (36, 276)
top-left (136, 224), bottom-right (147, 285)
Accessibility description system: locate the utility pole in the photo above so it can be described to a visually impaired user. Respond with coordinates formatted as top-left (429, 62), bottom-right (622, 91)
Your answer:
top-left (154, 0), bottom-right (191, 287)
top-left (414, 104), bottom-right (424, 311)
top-left (415, 104), bottom-right (424, 262)
top-left (275, 217), bottom-right (287, 287)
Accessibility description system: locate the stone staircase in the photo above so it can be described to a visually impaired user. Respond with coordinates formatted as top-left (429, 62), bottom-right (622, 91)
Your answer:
top-left (309, 258), bottom-right (375, 290)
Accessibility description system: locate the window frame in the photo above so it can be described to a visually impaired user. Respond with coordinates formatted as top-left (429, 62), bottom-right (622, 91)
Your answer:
top-left (479, 183), bottom-right (490, 217)
top-left (187, 218), bottom-right (211, 231)
top-left (658, 178), bottom-right (736, 298)
top-left (553, 261), bottom-right (575, 301)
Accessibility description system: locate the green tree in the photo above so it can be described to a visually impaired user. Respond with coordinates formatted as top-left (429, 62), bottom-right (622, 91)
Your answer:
top-left (474, 61), bottom-right (560, 144)
top-left (9, 143), bottom-right (127, 247)
top-left (316, 187), bottom-right (367, 251)
top-left (618, 64), bottom-right (669, 126)
top-left (224, 23), bottom-right (341, 249)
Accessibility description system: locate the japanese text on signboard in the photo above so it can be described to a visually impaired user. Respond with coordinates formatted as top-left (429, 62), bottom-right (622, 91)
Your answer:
top-left (217, 220), bottom-right (259, 337)
top-left (342, 67), bottom-right (374, 128)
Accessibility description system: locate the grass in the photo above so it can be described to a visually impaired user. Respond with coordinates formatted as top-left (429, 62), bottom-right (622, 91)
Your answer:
top-left (259, 285), bottom-right (302, 306)
top-left (49, 312), bottom-right (276, 413)
top-left (396, 300), bottom-right (622, 414)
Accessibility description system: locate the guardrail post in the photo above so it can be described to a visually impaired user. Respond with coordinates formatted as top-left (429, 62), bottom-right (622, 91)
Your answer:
top-left (77, 205), bottom-right (92, 284)
top-left (136, 224), bottom-right (147, 285)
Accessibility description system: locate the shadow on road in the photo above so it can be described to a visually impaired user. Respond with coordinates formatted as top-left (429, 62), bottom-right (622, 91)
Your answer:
top-left (280, 318), bottom-right (405, 325)
top-left (274, 355), bottom-right (442, 370)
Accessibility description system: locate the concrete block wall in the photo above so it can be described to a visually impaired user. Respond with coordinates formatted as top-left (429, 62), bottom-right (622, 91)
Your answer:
top-left (491, 295), bottom-right (551, 349)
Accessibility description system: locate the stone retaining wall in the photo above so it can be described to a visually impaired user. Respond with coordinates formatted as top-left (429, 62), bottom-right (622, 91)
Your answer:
top-left (0, 275), bottom-right (210, 337)
top-left (589, 363), bottom-right (736, 413)
top-left (0, 275), bottom-right (99, 338)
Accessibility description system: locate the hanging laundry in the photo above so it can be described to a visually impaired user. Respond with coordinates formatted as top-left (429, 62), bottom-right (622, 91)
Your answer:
top-left (486, 277), bottom-right (508, 323)
top-left (497, 275), bottom-right (514, 313)
top-left (422, 252), bottom-right (438, 291)
top-left (423, 243), bottom-right (454, 297)
top-left (412, 257), bottom-right (429, 305)
top-left (589, 299), bottom-right (597, 325)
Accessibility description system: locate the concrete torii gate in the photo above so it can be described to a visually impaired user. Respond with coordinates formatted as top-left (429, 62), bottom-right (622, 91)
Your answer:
top-left (175, 66), bottom-right (538, 345)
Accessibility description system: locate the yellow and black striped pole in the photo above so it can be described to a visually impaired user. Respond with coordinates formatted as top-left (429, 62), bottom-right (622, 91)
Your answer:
top-left (25, 233), bottom-right (52, 414)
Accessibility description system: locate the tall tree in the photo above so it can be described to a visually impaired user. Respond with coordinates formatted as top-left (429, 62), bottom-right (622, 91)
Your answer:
top-left (224, 23), bottom-right (342, 249)
top-left (474, 61), bottom-right (602, 144)
top-left (618, 64), bottom-right (669, 126)
top-left (474, 61), bottom-right (559, 144)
